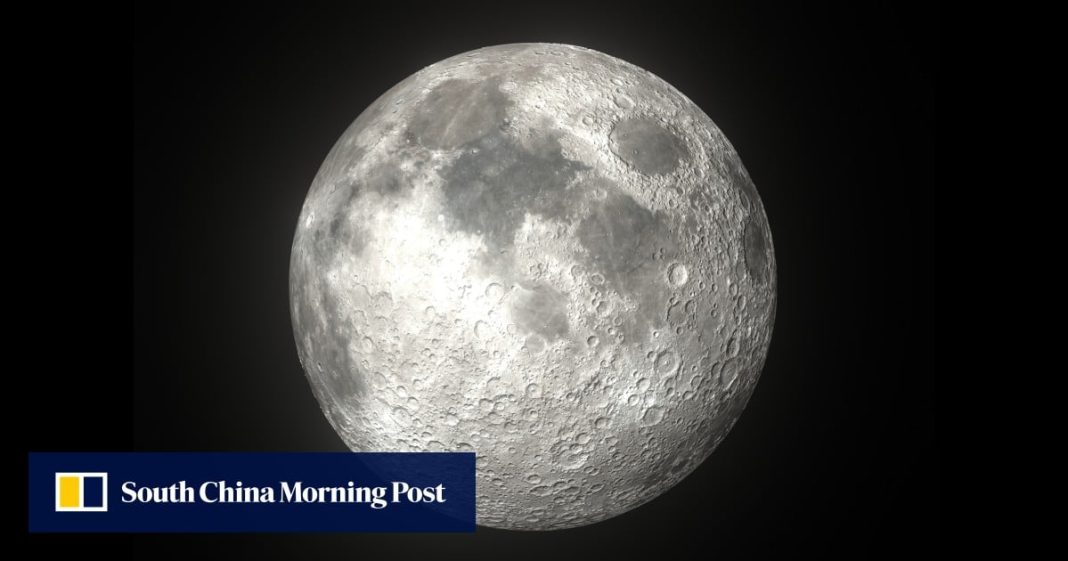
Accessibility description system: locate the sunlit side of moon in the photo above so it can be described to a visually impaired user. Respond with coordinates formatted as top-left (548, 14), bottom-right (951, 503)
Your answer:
top-left (290, 43), bottom-right (776, 530)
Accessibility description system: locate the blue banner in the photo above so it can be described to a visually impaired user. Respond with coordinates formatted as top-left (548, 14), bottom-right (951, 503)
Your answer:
top-left (28, 452), bottom-right (475, 533)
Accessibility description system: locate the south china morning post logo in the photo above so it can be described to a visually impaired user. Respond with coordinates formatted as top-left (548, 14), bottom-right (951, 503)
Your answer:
top-left (29, 452), bottom-right (475, 532)
top-left (118, 479), bottom-right (445, 508)
top-left (54, 473), bottom-right (108, 512)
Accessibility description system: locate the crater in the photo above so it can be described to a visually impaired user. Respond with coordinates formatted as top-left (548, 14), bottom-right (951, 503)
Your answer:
top-left (744, 220), bottom-right (769, 285)
top-left (609, 117), bottom-right (688, 175)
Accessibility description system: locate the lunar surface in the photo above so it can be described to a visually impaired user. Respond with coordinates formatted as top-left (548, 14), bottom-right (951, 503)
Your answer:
top-left (290, 44), bottom-right (776, 530)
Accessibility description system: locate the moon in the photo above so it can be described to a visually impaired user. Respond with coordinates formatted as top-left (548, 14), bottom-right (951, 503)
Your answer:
top-left (289, 43), bottom-right (776, 530)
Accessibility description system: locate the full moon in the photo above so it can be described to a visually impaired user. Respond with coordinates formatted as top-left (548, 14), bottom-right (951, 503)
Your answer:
top-left (289, 44), bottom-right (776, 530)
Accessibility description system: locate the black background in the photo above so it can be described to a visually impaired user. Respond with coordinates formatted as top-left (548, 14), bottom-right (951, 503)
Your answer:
top-left (43, 1), bottom-right (937, 558)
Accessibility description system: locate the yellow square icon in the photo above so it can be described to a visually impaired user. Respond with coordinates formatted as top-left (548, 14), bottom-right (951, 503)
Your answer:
top-left (58, 476), bottom-right (80, 508)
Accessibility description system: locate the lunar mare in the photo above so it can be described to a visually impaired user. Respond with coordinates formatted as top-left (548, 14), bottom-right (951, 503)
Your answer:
top-left (290, 44), bottom-right (776, 530)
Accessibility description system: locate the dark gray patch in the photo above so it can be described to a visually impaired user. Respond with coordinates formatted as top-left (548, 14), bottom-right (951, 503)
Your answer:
top-left (317, 330), bottom-right (363, 400)
top-left (313, 159), bottom-right (416, 261)
top-left (576, 192), bottom-right (657, 282)
top-left (576, 192), bottom-right (680, 343)
top-left (288, 260), bottom-right (318, 347)
top-left (440, 130), bottom-right (588, 250)
top-left (328, 216), bottom-right (344, 237)
top-left (744, 220), bottom-right (769, 285)
top-left (310, 186), bottom-right (369, 261)
top-left (576, 193), bottom-right (677, 292)
top-left (510, 283), bottom-right (569, 340)
top-left (363, 163), bottom-right (403, 197)
top-left (641, 469), bottom-right (668, 491)
top-left (289, 273), bottom-right (367, 402)
top-left (609, 117), bottom-right (688, 175)
top-left (700, 432), bottom-right (725, 458)
top-left (314, 145), bottom-right (365, 197)
top-left (407, 78), bottom-right (512, 150)
top-left (318, 214), bottom-right (366, 258)
top-left (344, 160), bottom-right (412, 203)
